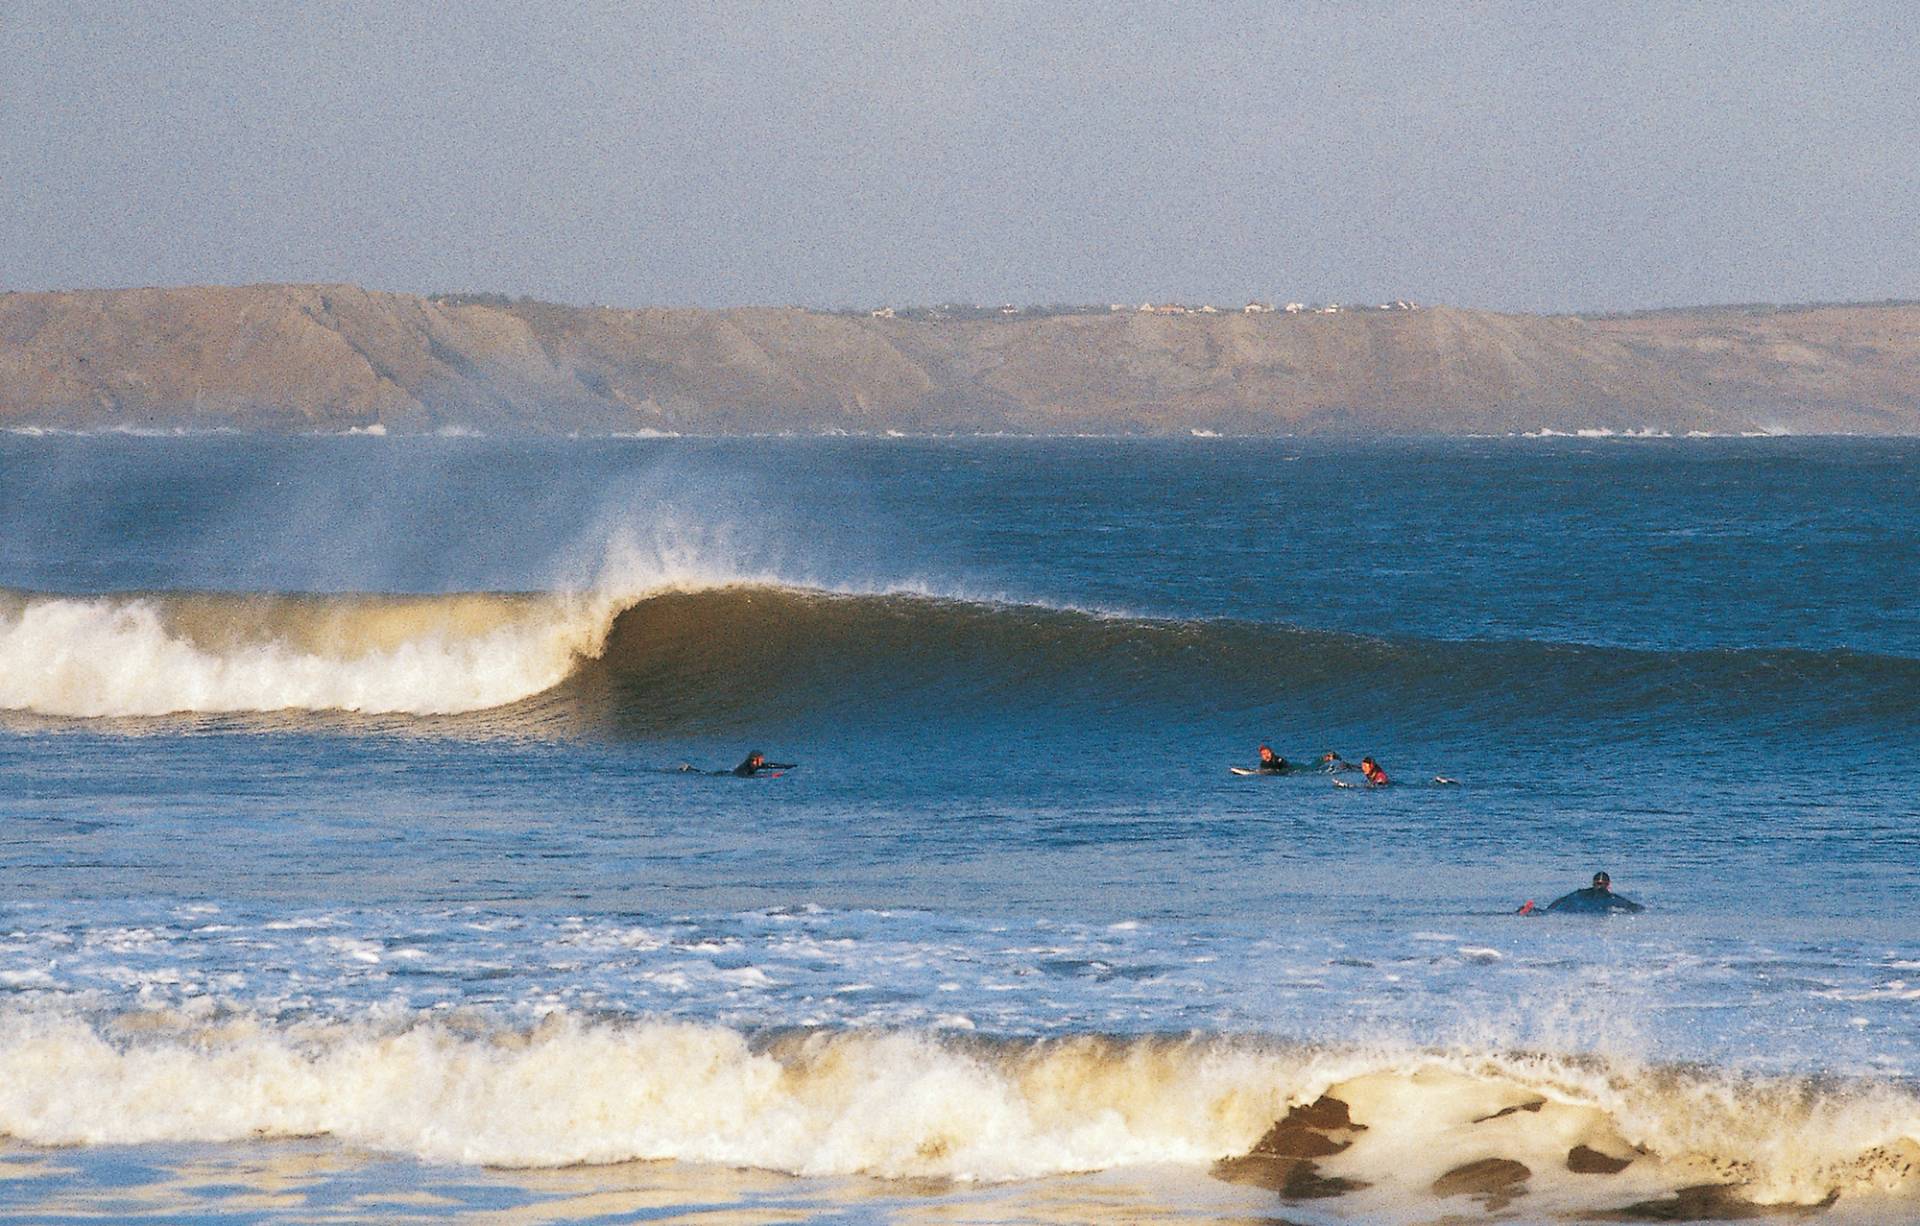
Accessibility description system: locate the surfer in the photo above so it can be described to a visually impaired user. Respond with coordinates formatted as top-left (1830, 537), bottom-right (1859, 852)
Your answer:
top-left (1255, 745), bottom-right (1291, 773)
top-left (732, 750), bottom-right (796, 777)
top-left (1359, 756), bottom-right (1390, 786)
top-left (1524, 871), bottom-right (1644, 915)
top-left (1320, 752), bottom-right (1359, 773)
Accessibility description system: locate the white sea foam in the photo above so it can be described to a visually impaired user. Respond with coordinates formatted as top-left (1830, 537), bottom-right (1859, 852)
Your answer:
top-left (0, 590), bottom-right (620, 717)
top-left (0, 1008), bottom-right (1913, 1213)
top-left (0, 1011), bottom-right (1291, 1178)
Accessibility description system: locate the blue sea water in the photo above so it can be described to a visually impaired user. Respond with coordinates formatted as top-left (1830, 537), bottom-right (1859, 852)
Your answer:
top-left (0, 435), bottom-right (1915, 1223)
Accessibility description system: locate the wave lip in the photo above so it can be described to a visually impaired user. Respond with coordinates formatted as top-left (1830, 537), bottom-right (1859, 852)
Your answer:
top-left (0, 1010), bottom-right (1914, 1216)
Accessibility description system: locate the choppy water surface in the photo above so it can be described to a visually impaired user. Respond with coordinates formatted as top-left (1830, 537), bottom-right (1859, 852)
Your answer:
top-left (0, 435), bottom-right (1915, 1224)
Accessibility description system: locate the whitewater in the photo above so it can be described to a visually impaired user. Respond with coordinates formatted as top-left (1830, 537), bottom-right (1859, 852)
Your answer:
top-left (0, 433), bottom-right (1915, 1224)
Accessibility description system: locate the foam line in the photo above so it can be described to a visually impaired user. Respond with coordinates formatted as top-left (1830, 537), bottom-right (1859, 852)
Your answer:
top-left (0, 1011), bottom-right (1914, 1213)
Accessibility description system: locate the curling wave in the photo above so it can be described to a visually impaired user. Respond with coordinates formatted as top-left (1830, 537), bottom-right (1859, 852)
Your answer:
top-left (2, 585), bottom-right (1915, 737)
top-left (0, 1009), bottom-right (1913, 1215)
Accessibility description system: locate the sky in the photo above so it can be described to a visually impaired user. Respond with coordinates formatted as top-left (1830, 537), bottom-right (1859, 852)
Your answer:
top-left (2, 1), bottom-right (1916, 313)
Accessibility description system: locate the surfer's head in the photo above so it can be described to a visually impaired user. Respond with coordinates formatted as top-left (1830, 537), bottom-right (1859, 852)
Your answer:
top-left (1592, 871), bottom-right (1611, 891)
top-left (747, 750), bottom-right (764, 765)
top-left (1259, 745), bottom-right (1277, 762)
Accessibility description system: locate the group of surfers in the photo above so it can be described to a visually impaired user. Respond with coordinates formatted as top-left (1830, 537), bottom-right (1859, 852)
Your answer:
top-left (1246, 744), bottom-right (1644, 914)
top-left (715, 747), bottom-right (1644, 914)
top-left (1252, 744), bottom-right (1389, 785)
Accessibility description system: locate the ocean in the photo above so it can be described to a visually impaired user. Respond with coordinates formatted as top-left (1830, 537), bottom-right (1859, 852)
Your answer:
top-left (0, 433), bottom-right (1915, 1224)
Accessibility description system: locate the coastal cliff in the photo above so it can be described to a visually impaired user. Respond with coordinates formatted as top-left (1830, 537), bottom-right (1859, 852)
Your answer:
top-left (3, 283), bottom-right (1918, 434)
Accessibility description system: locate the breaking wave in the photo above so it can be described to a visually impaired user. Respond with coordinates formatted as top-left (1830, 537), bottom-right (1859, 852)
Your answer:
top-left (0, 589), bottom-right (622, 718)
top-left (0, 1009), bottom-right (1913, 1216)
top-left (2, 584), bottom-right (1914, 737)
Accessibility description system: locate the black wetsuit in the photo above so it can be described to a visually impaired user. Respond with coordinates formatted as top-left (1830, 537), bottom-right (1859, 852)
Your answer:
top-left (733, 757), bottom-right (796, 777)
top-left (1543, 887), bottom-right (1644, 914)
top-left (1257, 757), bottom-right (1290, 774)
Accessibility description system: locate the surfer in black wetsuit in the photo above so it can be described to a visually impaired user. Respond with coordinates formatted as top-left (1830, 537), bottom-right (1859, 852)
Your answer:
top-left (732, 750), bottom-right (796, 777)
top-left (1255, 745), bottom-right (1291, 773)
top-left (1532, 872), bottom-right (1644, 915)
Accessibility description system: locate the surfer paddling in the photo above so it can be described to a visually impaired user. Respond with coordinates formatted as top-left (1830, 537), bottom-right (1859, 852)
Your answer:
top-left (1254, 745), bottom-right (1291, 774)
top-left (733, 750), bottom-right (796, 777)
top-left (1325, 753), bottom-right (1392, 788)
top-left (1229, 744), bottom-right (1296, 777)
top-left (1516, 871), bottom-right (1644, 915)
top-left (677, 750), bottom-right (798, 777)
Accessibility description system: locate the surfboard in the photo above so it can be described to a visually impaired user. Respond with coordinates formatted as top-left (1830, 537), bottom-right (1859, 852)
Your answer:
top-left (1230, 766), bottom-right (1288, 776)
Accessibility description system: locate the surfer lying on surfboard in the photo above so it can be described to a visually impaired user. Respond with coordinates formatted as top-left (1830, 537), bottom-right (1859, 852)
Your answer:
top-left (1331, 756), bottom-right (1392, 786)
top-left (1229, 745), bottom-right (1294, 776)
top-left (678, 750), bottom-right (799, 777)
top-left (733, 750), bottom-right (796, 777)
top-left (1516, 871), bottom-right (1644, 915)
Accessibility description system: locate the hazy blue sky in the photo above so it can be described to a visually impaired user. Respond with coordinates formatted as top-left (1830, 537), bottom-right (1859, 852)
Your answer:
top-left (3, 1), bottom-right (1916, 312)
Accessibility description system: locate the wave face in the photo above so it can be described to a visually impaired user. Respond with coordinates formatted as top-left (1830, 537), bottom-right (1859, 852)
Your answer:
top-left (5, 584), bottom-right (1915, 742)
top-left (575, 587), bottom-right (1920, 740)
top-left (0, 1010), bottom-right (1913, 1216)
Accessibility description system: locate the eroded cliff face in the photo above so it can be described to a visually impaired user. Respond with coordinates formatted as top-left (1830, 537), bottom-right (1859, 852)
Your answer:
top-left (2, 284), bottom-right (1916, 434)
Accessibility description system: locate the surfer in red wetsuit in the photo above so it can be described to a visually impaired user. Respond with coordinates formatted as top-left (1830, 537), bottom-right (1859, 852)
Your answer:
top-left (1360, 756), bottom-right (1390, 786)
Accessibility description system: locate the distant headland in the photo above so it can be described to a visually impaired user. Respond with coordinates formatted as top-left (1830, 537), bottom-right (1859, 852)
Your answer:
top-left (3, 283), bottom-right (1918, 435)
